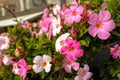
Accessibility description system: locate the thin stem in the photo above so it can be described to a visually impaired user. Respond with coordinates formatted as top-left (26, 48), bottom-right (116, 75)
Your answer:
top-left (1, 5), bottom-right (20, 25)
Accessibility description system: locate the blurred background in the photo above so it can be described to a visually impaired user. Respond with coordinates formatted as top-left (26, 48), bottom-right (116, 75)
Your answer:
top-left (0, 0), bottom-right (64, 32)
top-left (0, 0), bottom-right (73, 27)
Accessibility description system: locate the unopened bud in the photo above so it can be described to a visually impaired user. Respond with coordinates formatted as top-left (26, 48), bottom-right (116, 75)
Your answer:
top-left (15, 47), bottom-right (24, 57)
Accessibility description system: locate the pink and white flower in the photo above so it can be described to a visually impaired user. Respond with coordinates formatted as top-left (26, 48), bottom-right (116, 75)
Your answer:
top-left (52, 5), bottom-right (61, 15)
top-left (60, 38), bottom-right (84, 61)
top-left (75, 64), bottom-right (92, 80)
top-left (62, 58), bottom-right (79, 73)
top-left (0, 35), bottom-right (10, 50)
top-left (2, 55), bottom-right (13, 65)
top-left (52, 16), bottom-right (61, 36)
top-left (55, 33), bottom-right (70, 52)
top-left (12, 59), bottom-right (29, 80)
top-left (110, 44), bottom-right (120, 59)
top-left (33, 55), bottom-right (52, 73)
top-left (12, 63), bottom-right (19, 75)
top-left (88, 10), bottom-right (115, 40)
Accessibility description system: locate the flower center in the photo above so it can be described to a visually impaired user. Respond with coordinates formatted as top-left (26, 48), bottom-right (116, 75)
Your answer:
top-left (69, 46), bottom-right (74, 51)
top-left (60, 40), bottom-right (65, 46)
top-left (96, 22), bottom-right (102, 28)
top-left (41, 61), bottom-right (46, 67)
top-left (80, 70), bottom-right (86, 77)
top-left (73, 11), bottom-right (77, 16)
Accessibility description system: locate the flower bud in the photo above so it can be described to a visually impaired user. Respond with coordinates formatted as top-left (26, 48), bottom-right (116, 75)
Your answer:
top-left (71, 26), bottom-right (76, 37)
top-left (15, 47), bottom-right (24, 57)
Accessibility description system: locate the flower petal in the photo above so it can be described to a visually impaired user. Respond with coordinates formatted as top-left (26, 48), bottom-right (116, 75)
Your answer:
top-left (44, 62), bottom-right (51, 73)
top-left (72, 62), bottom-right (79, 71)
top-left (33, 56), bottom-right (42, 64)
top-left (88, 13), bottom-right (98, 25)
top-left (75, 76), bottom-right (82, 80)
top-left (99, 10), bottom-right (111, 21)
top-left (84, 72), bottom-right (92, 80)
top-left (70, 5), bottom-right (77, 11)
top-left (84, 64), bottom-right (90, 72)
top-left (102, 20), bottom-right (115, 31)
top-left (19, 68), bottom-right (27, 79)
top-left (72, 40), bottom-right (80, 49)
top-left (17, 59), bottom-right (27, 68)
top-left (98, 30), bottom-right (110, 40)
top-left (32, 64), bottom-right (43, 73)
top-left (74, 15), bottom-right (81, 23)
top-left (43, 55), bottom-right (52, 62)
top-left (65, 38), bottom-right (73, 45)
top-left (76, 6), bottom-right (83, 14)
top-left (64, 65), bottom-right (71, 73)
top-left (88, 26), bottom-right (98, 37)
top-left (60, 46), bottom-right (68, 54)
top-left (66, 52), bottom-right (76, 61)
top-left (74, 49), bottom-right (84, 58)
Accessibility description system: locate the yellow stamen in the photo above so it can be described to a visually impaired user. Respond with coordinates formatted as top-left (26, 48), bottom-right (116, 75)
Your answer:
top-left (96, 22), bottom-right (102, 28)
top-left (80, 70), bottom-right (86, 76)
top-left (41, 61), bottom-right (46, 67)
top-left (73, 11), bottom-right (77, 16)
top-left (69, 46), bottom-right (74, 51)
top-left (60, 40), bottom-right (65, 46)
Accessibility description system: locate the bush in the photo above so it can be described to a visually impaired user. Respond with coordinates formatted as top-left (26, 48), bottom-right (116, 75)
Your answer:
top-left (0, 0), bottom-right (120, 80)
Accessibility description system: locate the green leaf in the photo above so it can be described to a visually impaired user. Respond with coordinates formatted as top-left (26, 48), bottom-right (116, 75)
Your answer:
top-left (79, 40), bottom-right (88, 46)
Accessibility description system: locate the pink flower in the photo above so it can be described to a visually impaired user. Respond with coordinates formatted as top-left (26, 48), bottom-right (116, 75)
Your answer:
top-left (0, 35), bottom-right (10, 50)
top-left (62, 58), bottom-right (79, 73)
top-left (75, 64), bottom-right (92, 80)
top-left (32, 55), bottom-right (52, 73)
top-left (63, 5), bottom-right (83, 25)
top-left (110, 44), bottom-right (120, 59)
top-left (39, 14), bottom-right (53, 40)
top-left (60, 38), bottom-right (84, 61)
top-left (21, 21), bottom-right (30, 29)
top-left (71, 26), bottom-right (76, 37)
top-left (12, 59), bottom-right (29, 80)
top-left (39, 16), bottom-right (51, 33)
top-left (88, 10), bottom-right (115, 40)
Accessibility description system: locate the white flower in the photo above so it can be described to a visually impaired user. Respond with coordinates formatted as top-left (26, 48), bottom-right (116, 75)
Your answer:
top-left (55, 33), bottom-right (70, 52)
top-left (12, 63), bottom-right (19, 75)
top-left (33, 55), bottom-right (52, 73)
top-left (52, 5), bottom-right (60, 15)
top-left (0, 36), bottom-right (10, 50)
top-left (2, 55), bottom-right (11, 65)
top-left (52, 16), bottom-right (61, 36)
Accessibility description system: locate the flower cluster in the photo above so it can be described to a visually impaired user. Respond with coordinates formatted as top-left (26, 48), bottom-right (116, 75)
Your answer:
top-left (0, 0), bottom-right (119, 80)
